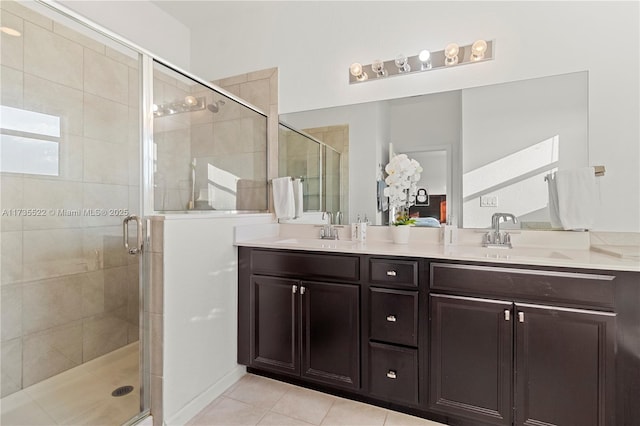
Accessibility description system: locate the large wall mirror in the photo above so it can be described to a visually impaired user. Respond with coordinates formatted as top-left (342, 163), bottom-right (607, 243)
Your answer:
top-left (280, 71), bottom-right (588, 229)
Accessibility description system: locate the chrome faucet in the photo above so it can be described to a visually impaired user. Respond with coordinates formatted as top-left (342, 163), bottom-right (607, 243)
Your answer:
top-left (320, 212), bottom-right (339, 240)
top-left (484, 213), bottom-right (518, 248)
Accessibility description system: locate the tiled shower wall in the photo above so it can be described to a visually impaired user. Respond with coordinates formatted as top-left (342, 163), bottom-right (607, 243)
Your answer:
top-left (0, 0), bottom-right (140, 396)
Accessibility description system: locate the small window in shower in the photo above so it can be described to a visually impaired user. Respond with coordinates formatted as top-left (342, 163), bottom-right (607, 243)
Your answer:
top-left (0, 106), bottom-right (60, 176)
top-left (152, 61), bottom-right (268, 212)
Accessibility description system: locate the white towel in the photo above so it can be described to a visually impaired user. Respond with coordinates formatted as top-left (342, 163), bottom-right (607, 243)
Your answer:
top-left (546, 172), bottom-right (562, 228)
top-left (272, 177), bottom-right (295, 219)
top-left (555, 167), bottom-right (597, 231)
top-left (292, 178), bottom-right (304, 219)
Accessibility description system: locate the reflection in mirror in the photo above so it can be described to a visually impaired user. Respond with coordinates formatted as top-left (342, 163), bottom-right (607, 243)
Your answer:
top-left (282, 71), bottom-right (587, 229)
top-left (153, 61), bottom-right (268, 212)
top-left (278, 123), bottom-right (348, 223)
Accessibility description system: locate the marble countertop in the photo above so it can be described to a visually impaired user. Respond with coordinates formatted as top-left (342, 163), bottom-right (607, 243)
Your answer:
top-left (236, 235), bottom-right (640, 273)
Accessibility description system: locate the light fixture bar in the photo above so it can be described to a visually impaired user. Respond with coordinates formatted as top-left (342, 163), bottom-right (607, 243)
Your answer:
top-left (348, 40), bottom-right (494, 84)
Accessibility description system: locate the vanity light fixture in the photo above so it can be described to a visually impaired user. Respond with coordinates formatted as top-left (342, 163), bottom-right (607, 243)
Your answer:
top-left (348, 39), bottom-right (494, 84)
top-left (471, 39), bottom-right (488, 61)
top-left (371, 59), bottom-right (388, 77)
top-left (153, 96), bottom-right (206, 117)
top-left (349, 62), bottom-right (368, 81)
top-left (395, 54), bottom-right (411, 73)
top-left (418, 50), bottom-right (432, 70)
top-left (444, 43), bottom-right (459, 66)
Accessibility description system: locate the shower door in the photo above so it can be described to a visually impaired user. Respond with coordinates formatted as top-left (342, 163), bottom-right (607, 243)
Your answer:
top-left (0, 1), bottom-right (148, 424)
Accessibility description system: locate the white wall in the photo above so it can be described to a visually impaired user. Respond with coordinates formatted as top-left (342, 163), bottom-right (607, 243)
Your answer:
top-left (191, 1), bottom-right (640, 232)
top-left (56, 0), bottom-right (191, 69)
top-left (162, 214), bottom-right (274, 425)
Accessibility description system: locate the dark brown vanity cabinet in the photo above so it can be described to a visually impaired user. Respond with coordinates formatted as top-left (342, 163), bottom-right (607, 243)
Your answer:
top-left (241, 249), bottom-right (360, 390)
top-left (429, 263), bottom-right (617, 426)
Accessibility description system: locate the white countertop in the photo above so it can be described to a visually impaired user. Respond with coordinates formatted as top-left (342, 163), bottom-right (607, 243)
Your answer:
top-left (235, 231), bottom-right (640, 273)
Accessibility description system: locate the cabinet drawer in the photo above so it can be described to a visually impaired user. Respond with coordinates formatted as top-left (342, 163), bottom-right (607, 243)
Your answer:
top-left (250, 249), bottom-right (360, 281)
top-left (369, 342), bottom-right (419, 406)
top-left (370, 288), bottom-right (418, 347)
top-left (430, 263), bottom-right (616, 309)
top-left (370, 258), bottom-right (418, 287)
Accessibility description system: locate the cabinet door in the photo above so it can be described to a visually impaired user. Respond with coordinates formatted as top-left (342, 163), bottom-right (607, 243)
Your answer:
top-left (429, 294), bottom-right (513, 426)
top-left (251, 275), bottom-right (299, 376)
top-left (515, 304), bottom-right (616, 426)
top-left (301, 281), bottom-right (360, 390)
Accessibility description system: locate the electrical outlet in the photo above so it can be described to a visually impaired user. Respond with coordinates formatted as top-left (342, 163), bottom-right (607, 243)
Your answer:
top-left (480, 195), bottom-right (498, 207)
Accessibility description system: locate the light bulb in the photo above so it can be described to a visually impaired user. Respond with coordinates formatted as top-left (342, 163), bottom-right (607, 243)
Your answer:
top-left (444, 43), bottom-right (459, 66)
top-left (184, 95), bottom-right (198, 106)
top-left (371, 59), bottom-right (387, 77)
top-left (471, 39), bottom-right (488, 61)
top-left (152, 104), bottom-right (159, 112)
top-left (418, 50), bottom-right (432, 70)
top-left (394, 54), bottom-right (410, 73)
top-left (349, 62), bottom-right (368, 81)
top-left (0, 26), bottom-right (21, 37)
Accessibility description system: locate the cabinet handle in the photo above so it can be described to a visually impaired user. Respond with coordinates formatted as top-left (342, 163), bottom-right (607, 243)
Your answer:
top-left (386, 270), bottom-right (397, 277)
top-left (518, 312), bottom-right (525, 323)
top-left (386, 370), bottom-right (397, 379)
top-left (300, 286), bottom-right (306, 295)
top-left (386, 315), bottom-right (397, 322)
top-left (504, 310), bottom-right (510, 321)
top-left (292, 285), bottom-right (297, 294)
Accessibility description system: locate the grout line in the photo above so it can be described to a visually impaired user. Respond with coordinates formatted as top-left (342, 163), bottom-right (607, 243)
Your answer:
top-left (316, 398), bottom-right (336, 426)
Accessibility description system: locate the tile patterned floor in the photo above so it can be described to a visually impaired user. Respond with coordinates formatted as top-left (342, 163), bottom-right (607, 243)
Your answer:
top-left (0, 342), bottom-right (140, 426)
top-left (187, 374), bottom-right (445, 426)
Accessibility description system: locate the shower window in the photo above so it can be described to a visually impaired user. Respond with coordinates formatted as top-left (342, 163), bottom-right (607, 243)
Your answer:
top-left (152, 62), bottom-right (268, 212)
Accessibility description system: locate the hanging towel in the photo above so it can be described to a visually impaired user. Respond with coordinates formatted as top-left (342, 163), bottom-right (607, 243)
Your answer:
top-left (292, 178), bottom-right (304, 219)
top-left (555, 167), bottom-right (597, 231)
top-left (272, 177), bottom-right (295, 219)
top-left (546, 172), bottom-right (562, 228)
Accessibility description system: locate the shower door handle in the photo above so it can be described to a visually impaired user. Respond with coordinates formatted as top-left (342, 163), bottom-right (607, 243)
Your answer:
top-left (123, 215), bottom-right (143, 255)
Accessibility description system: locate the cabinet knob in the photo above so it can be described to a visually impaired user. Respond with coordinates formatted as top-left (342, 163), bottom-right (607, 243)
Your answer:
top-left (300, 286), bottom-right (306, 295)
top-left (386, 270), bottom-right (397, 277)
top-left (386, 315), bottom-right (397, 322)
top-left (504, 310), bottom-right (510, 321)
top-left (292, 285), bottom-right (297, 294)
top-left (386, 370), bottom-right (397, 379)
top-left (518, 312), bottom-right (525, 323)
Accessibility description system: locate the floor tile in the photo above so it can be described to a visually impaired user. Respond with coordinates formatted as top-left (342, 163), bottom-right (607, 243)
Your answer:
top-left (188, 396), bottom-right (267, 426)
top-left (225, 374), bottom-right (292, 409)
top-left (321, 398), bottom-right (387, 426)
top-left (258, 411), bottom-right (315, 425)
top-left (384, 410), bottom-right (444, 426)
top-left (0, 390), bottom-right (56, 426)
top-left (271, 386), bottom-right (336, 425)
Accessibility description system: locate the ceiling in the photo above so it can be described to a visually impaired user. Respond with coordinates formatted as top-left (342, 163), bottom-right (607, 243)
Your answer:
top-left (151, 1), bottom-right (223, 28)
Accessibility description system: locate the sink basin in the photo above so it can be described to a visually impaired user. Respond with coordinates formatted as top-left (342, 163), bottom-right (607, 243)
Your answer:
top-left (273, 238), bottom-right (359, 250)
top-left (452, 246), bottom-right (573, 261)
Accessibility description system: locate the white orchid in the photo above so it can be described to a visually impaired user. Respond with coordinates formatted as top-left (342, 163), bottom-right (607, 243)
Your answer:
top-left (383, 154), bottom-right (423, 224)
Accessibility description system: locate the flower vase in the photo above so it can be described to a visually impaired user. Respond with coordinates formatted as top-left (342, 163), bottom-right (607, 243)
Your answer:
top-left (391, 225), bottom-right (411, 244)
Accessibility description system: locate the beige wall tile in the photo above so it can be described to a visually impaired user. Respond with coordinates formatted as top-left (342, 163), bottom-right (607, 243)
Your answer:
top-left (0, 337), bottom-right (22, 397)
top-left (22, 274), bottom-right (83, 334)
top-left (248, 68), bottom-right (276, 82)
top-left (1, 65), bottom-right (23, 107)
top-left (22, 178), bottom-right (83, 230)
top-left (23, 322), bottom-right (83, 387)
top-left (217, 73), bottom-right (248, 87)
top-left (82, 226), bottom-right (124, 270)
top-left (53, 21), bottom-right (104, 54)
top-left (1, 0), bottom-right (52, 31)
top-left (23, 73), bottom-right (84, 136)
top-left (1, 231), bottom-right (22, 284)
top-left (104, 266), bottom-right (128, 312)
top-left (83, 138), bottom-right (130, 185)
top-left (83, 92), bottom-right (129, 144)
top-left (82, 183), bottom-right (129, 228)
top-left (149, 253), bottom-right (163, 314)
top-left (150, 374), bottom-right (163, 426)
top-left (0, 10), bottom-right (24, 71)
top-left (24, 22), bottom-right (82, 89)
top-left (127, 263), bottom-right (139, 325)
top-left (1, 175), bottom-right (24, 232)
top-left (82, 312), bottom-right (129, 361)
top-left (22, 228), bottom-right (85, 281)
top-left (84, 48), bottom-right (129, 105)
top-left (150, 312), bottom-right (163, 376)
top-left (128, 67), bottom-right (140, 108)
top-left (1, 284), bottom-right (22, 341)
top-left (82, 270), bottom-right (105, 317)
top-left (106, 46), bottom-right (139, 69)
top-left (240, 79), bottom-right (270, 113)
top-left (58, 133), bottom-right (84, 181)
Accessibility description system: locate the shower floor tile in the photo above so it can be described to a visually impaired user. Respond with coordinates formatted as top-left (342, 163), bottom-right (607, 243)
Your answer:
top-left (1, 342), bottom-right (139, 426)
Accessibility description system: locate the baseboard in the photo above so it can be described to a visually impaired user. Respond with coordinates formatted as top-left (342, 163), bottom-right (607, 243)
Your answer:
top-left (165, 365), bottom-right (247, 426)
